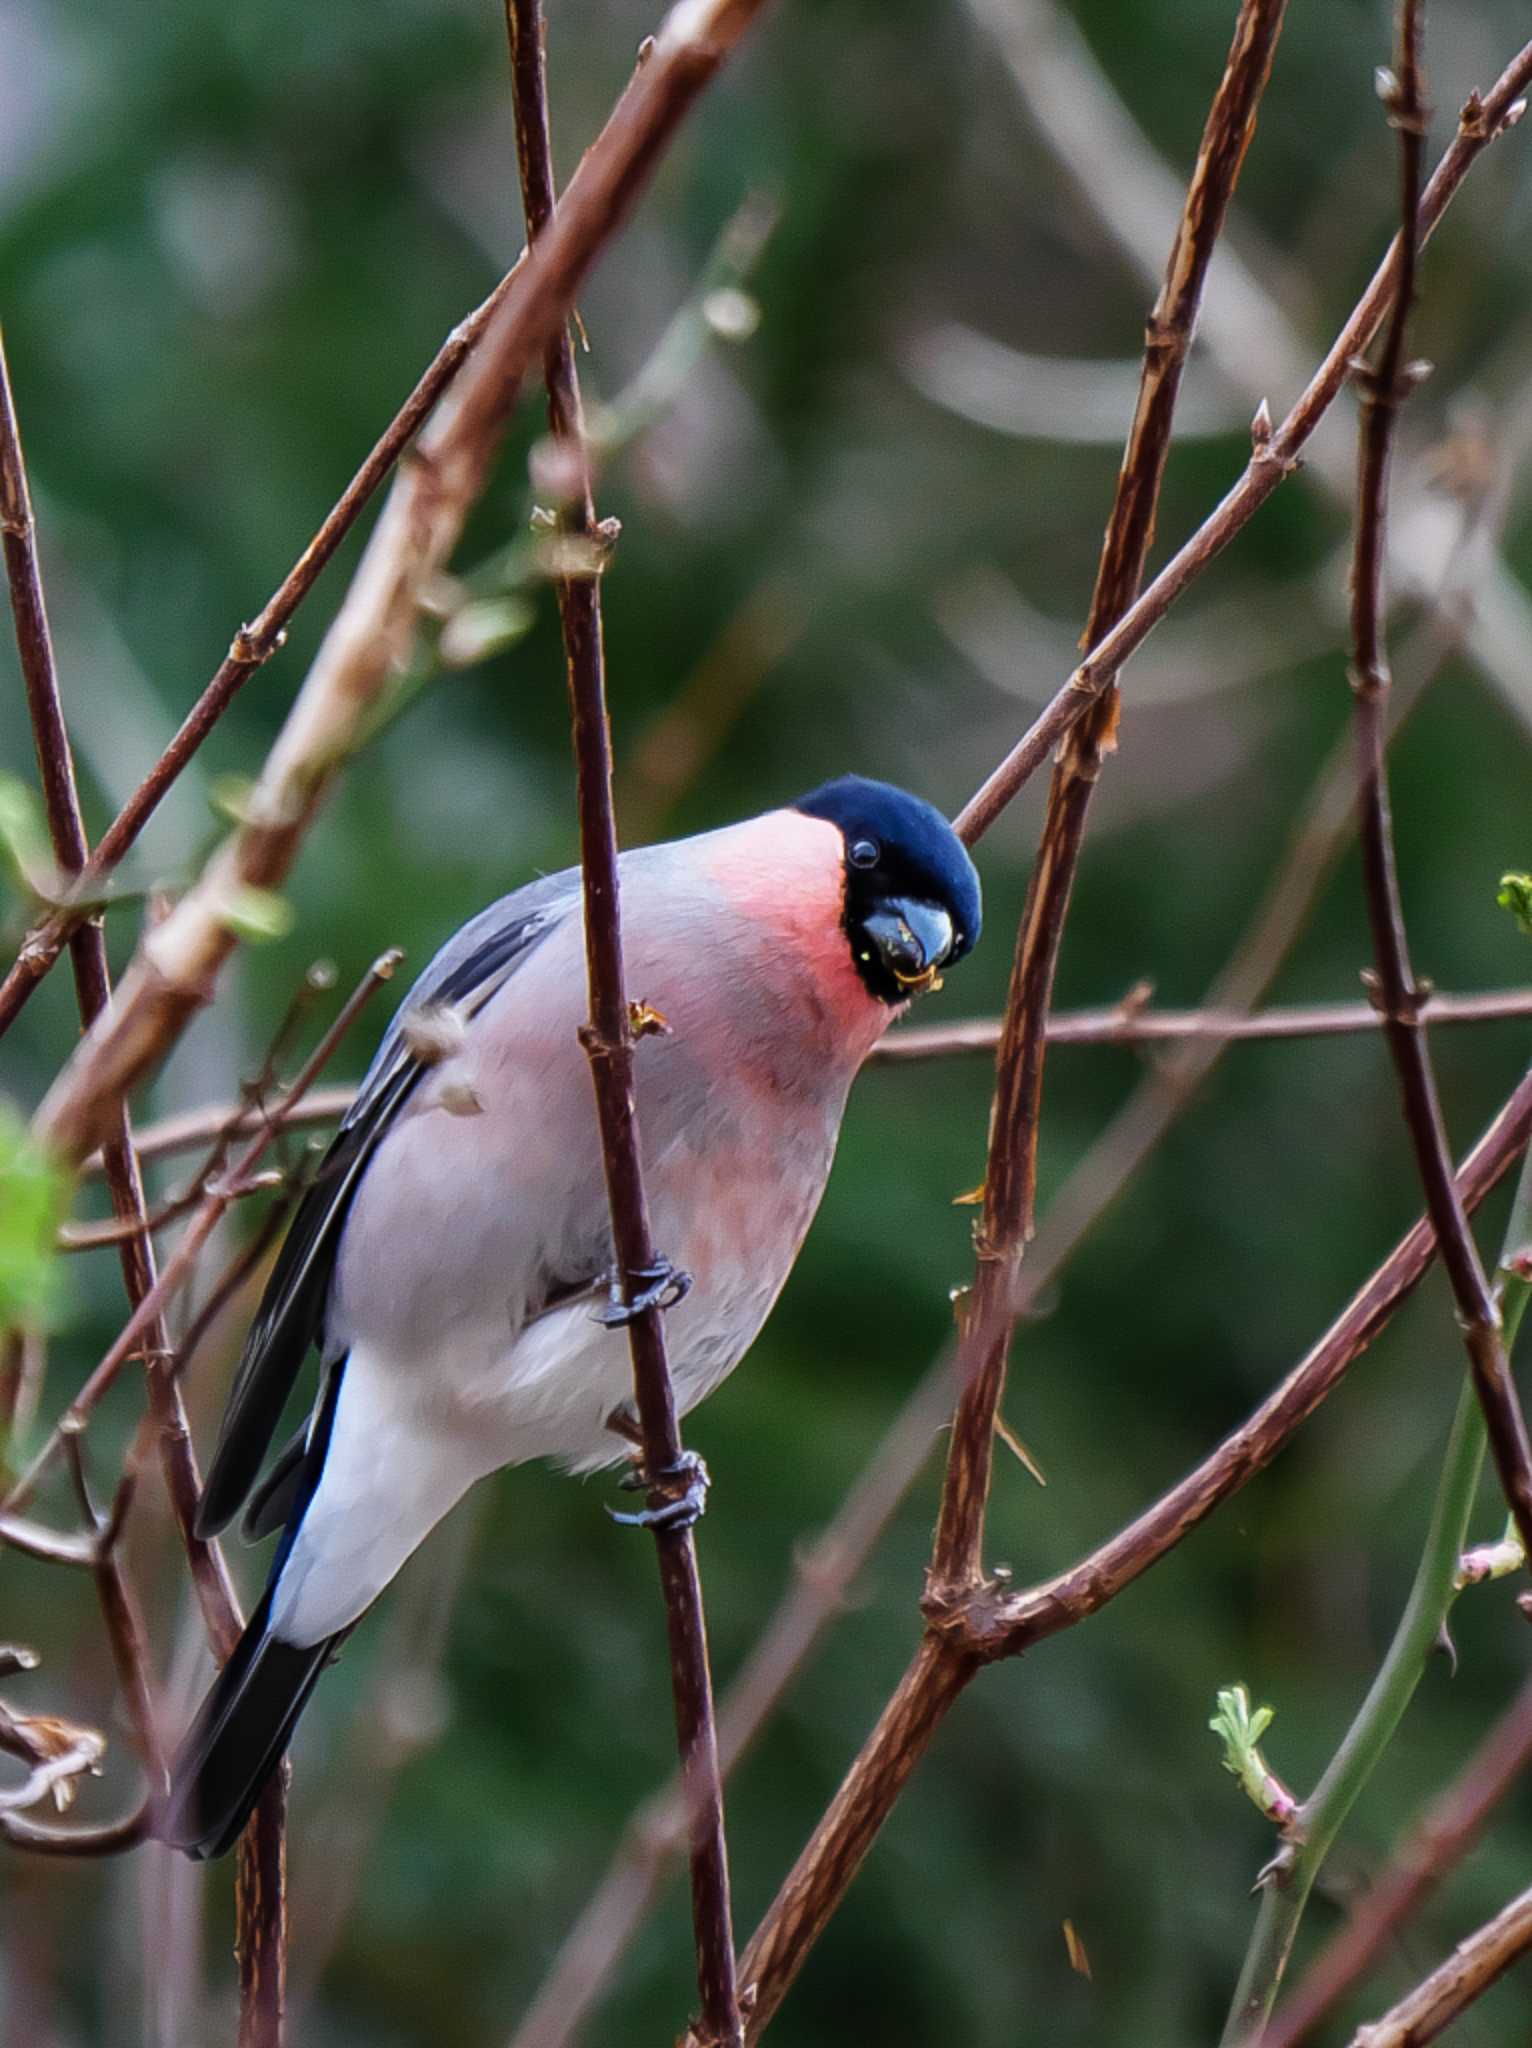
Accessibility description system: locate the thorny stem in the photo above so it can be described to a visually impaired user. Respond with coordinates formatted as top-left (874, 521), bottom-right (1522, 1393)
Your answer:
top-left (1344, 7), bottom-right (1532, 1572)
top-left (1223, 1136), bottom-right (1532, 2042)
top-left (506, 3), bottom-right (741, 2042)
top-left (1262, 1673), bottom-right (1532, 2047)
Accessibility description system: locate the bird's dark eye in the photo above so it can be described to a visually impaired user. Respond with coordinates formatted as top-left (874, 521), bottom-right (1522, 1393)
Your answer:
top-left (848, 838), bottom-right (880, 868)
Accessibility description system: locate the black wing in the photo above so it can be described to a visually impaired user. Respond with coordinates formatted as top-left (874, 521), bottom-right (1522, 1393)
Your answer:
top-left (194, 887), bottom-right (574, 1539)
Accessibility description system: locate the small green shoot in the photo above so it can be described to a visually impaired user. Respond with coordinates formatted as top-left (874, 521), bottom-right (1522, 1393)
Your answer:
top-left (1498, 872), bottom-right (1532, 939)
top-left (0, 1104), bottom-right (65, 1329)
top-left (1210, 1684), bottom-right (1297, 1828)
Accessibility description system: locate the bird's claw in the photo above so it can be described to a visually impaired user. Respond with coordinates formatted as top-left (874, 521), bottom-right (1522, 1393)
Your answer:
top-left (592, 1257), bottom-right (693, 1326)
top-left (607, 1450), bottom-right (711, 1532)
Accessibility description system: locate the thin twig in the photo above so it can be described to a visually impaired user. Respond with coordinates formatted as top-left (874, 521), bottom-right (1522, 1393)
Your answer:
top-left (1263, 1673), bottom-right (1532, 2048)
top-left (1344, 1881), bottom-right (1532, 2046)
top-left (0, 1799), bottom-right (149, 1855)
top-left (1343, 6), bottom-right (1532, 1560)
top-left (2, 325), bottom-right (278, 2013)
top-left (0, 271), bottom-right (526, 1041)
top-left (953, 35), bottom-right (1532, 846)
top-left (89, 985), bottom-right (1532, 1172)
top-left (507, 2), bottom-right (741, 2039)
top-left (880, 987), bottom-right (1532, 1056)
top-left (931, 0), bottom-right (1289, 1611)
top-left (0, 1514), bottom-right (97, 1566)
top-left (32, 0), bottom-right (777, 1173)
top-left (718, 1056), bottom-right (1532, 2038)
top-left (0, 954), bottom-right (401, 1527)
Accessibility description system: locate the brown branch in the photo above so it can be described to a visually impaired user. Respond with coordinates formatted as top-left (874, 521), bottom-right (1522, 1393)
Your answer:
top-left (31, 0), bottom-right (776, 1173)
top-left (56, 1170), bottom-right (284, 1253)
top-left (236, 1775), bottom-right (289, 2048)
top-left (1263, 1674), bottom-right (1532, 2048)
top-left (717, 1061), bottom-right (1532, 2038)
top-left (0, 1513), bottom-right (98, 1566)
top-left (880, 987), bottom-right (1532, 1057)
top-left (0, 1798), bottom-right (148, 1856)
top-left (0, 270), bottom-right (525, 1042)
top-left (505, 1347), bottom-right (959, 2048)
top-left (683, 356), bottom-right (1518, 2048)
top-left (0, 954), bottom-right (400, 1529)
top-left (1344, 8), bottom-right (1532, 1564)
top-left (1343, 1881), bottom-right (1532, 2046)
top-left (953, 34), bottom-right (1532, 848)
top-left (1, 323), bottom-right (281, 2007)
top-left (930, 0), bottom-right (1289, 1605)
top-left (91, 985), bottom-right (1532, 1171)
top-left (977, 1064), bottom-right (1532, 1655)
top-left (506, 3), bottom-right (740, 2040)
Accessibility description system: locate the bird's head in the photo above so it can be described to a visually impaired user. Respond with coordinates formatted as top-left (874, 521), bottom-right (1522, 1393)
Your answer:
top-left (793, 775), bottom-right (982, 1005)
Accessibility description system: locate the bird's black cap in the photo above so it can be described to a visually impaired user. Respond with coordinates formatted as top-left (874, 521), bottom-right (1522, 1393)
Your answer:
top-left (794, 774), bottom-right (982, 971)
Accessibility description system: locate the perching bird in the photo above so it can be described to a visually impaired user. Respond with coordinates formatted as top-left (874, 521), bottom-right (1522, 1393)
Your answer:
top-left (163, 774), bottom-right (981, 1858)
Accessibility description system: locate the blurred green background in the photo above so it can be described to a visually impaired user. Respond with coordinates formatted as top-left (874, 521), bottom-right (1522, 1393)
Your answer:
top-left (4, 0), bottom-right (1532, 2041)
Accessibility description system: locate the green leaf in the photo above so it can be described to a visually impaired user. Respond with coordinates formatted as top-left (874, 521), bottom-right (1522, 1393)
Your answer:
top-left (0, 1103), bottom-right (65, 1329)
top-left (0, 774), bottom-right (55, 903)
top-left (220, 883), bottom-right (295, 943)
top-left (1498, 872), bottom-right (1532, 939)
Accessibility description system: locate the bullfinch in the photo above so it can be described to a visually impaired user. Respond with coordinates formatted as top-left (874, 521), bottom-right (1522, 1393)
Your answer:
top-left (163, 774), bottom-right (981, 1857)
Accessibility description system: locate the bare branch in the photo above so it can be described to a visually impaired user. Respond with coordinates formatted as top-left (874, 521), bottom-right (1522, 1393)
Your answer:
top-left (91, 985), bottom-right (1532, 1172)
top-left (931, 0), bottom-right (1290, 1611)
top-left (30, 0), bottom-right (777, 1172)
top-left (1342, 5), bottom-right (1532, 1563)
top-left (1344, 1881), bottom-right (1532, 2046)
top-left (954, 33), bottom-right (1532, 845)
top-left (0, 272), bottom-right (525, 1041)
top-left (507, 1), bottom-right (741, 2038)
top-left (0, 954), bottom-right (400, 1527)
top-left (722, 1056), bottom-right (1532, 2038)
top-left (0, 1797), bottom-right (148, 1856)
top-left (881, 987), bottom-right (1532, 1057)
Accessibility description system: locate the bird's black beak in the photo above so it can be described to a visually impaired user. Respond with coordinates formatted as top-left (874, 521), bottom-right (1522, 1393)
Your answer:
top-left (862, 899), bottom-right (954, 995)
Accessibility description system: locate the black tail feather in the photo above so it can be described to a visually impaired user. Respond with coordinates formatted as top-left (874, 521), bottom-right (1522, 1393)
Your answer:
top-left (162, 1586), bottom-right (337, 1860)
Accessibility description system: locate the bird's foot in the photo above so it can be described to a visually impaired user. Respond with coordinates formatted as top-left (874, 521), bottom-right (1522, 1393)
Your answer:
top-left (592, 1257), bottom-right (692, 1327)
top-left (607, 1449), bottom-right (711, 1533)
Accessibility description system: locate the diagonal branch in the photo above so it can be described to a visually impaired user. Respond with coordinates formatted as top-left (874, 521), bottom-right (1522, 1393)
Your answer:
top-left (0, 264), bottom-right (524, 1042)
top-left (30, 0), bottom-right (777, 1173)
top-left (717, 1058), bottom-right (1532, 2039)
top-left (954, 33), bottom-right (1532, 847)
top-left (505, 3), bottom-right (741, 2043)
top-left (0, 955), bottom-right (399, 1526)
top-left (930, 0), bottom-right (1289, 1608)
top-left (1343, 1880), bottom-right (1532, 2046)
